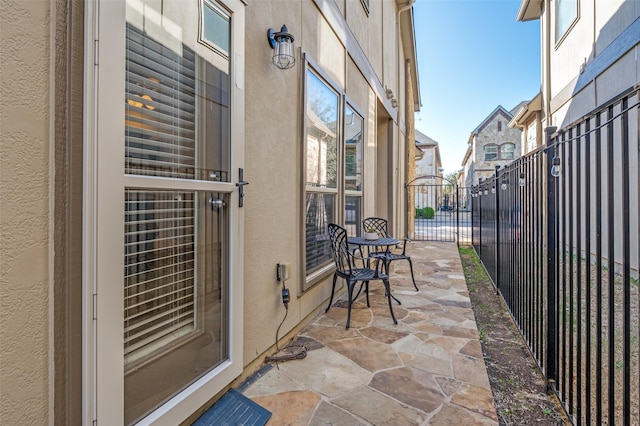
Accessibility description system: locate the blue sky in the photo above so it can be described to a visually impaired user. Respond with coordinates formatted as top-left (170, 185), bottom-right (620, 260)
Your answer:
top-left (413, 0), bottom-right (541, 174)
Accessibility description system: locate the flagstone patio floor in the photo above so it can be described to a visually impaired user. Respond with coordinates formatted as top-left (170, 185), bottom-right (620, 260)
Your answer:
top-left (242, 241), bottom-right (498, 425)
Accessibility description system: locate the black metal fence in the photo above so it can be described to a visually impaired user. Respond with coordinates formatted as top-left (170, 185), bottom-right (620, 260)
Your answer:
top-left (472, 86), bottom-right (639, 425)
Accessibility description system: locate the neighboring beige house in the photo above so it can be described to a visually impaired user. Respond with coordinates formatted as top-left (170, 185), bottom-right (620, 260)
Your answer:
top-left (460, 105), bottom-right (523, 186)
top-left (509, 92), bottom-right (543, 154)
top-left (517, 0), bottom-right (640, 130)
top-left (409, 130), bottom-right (442, 221)
top-left (516, 0), bottom-right (640, 294)
top-left (0, 0), bottom-right (420, 424)
top-left (414, 130), bottom-right (442, 179)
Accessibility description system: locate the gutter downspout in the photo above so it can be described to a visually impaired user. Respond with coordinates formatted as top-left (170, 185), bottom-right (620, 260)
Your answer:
top-left (397, 0), bottom-right (415, 239)
top-left (544, 0), bottom-right (552, 127)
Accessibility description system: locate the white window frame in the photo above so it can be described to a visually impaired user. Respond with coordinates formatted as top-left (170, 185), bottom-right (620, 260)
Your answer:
top-left (302, 52), bottom-right (371, 290)
top-left (83, 1), bottom-right (245, 424)
top-left (344, 101), bottom-right (365, 237)
top-left (555, 0), bottom-right (578, 44)
top-left (302, 58), bottom-right (342, 289)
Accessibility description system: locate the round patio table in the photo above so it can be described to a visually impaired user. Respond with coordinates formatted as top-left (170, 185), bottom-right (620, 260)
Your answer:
top-left (347, 236), bottom-right (401, 305)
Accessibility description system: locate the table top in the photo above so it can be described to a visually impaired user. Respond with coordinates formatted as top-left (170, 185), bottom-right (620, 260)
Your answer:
top-left (348, 236), bottom-right (400, 246)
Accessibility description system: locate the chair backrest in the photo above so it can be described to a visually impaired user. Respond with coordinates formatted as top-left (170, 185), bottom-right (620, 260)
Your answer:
top-left (362, 217), bottom-right (388, 237)
top-left (328, 223), bottom-right (352, 274)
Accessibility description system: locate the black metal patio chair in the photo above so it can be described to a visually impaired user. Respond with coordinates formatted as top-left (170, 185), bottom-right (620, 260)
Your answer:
top-left (362, 217), bottom-right (418, 291)
top-left (325, 223), bottom-right (397, 329)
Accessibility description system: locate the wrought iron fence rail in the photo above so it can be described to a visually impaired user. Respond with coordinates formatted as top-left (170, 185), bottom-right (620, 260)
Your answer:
top-left (471, 86), bottom-right (640, 425)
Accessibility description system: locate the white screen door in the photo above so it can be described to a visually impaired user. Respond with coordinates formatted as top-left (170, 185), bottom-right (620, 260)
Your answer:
top-left (85, 0), bottom-right (245, 424)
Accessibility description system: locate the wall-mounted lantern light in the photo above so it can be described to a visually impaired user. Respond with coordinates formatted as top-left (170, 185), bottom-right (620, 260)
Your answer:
top-left (385, 87), bottom-right (394, 99)
top-left (501, 176), bottom-right (508, 191)
top-left (519, 172), bottom-right (526, 187)
top-left (267, 25), bottom-right (295, 69)
top-left (550, 156), bottom-right (561, 178)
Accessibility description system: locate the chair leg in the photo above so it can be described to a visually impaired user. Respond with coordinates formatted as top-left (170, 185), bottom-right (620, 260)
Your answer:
top-left (382, 278), bottom-right (397, 325)
top-left (346, 281), bottom-right (355, 329)
top-left (353, 282), bottom-right (365, 301)
top-left (325, 274), bottom-right (338, 313)
top-left (384, 260), bottom-right (402, 305)
top-left (364, 281), bottom-right (370, 307)
top-left (407, 258), bottom-right (418, 291)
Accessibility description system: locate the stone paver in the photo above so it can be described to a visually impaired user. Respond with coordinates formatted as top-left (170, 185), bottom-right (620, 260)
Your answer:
top-left (241, 242), bottom-right (497, 425)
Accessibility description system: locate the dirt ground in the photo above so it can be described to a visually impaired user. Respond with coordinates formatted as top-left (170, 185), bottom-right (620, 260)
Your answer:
top-left (459, 247), bottom-right (570, 425)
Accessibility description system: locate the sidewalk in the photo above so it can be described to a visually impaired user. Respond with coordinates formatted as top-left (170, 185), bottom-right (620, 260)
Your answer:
top-left (242, 242), bottom-right (498, 425)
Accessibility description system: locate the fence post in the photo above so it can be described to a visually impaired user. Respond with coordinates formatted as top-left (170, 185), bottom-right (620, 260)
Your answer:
top-left (478, 185), bottom-right (482, 259)
top-left (456, 186), bottom-right (460, 245)
top-left (495, 165), bottom-right (501, 295)
top-left (545, 126), bottom-right (558, 393)
top-left (471, 186), bottom-right (475, 247)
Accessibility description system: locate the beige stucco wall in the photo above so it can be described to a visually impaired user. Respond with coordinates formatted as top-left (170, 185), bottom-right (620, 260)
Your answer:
top-left (242, 0), bottom-right (411, 365)
top-left (0, 0), bottom-right (51, 423)
top-left (244, 0), bottom-right (413, 365)
top-left (542, 0), bottom-right (640, 128)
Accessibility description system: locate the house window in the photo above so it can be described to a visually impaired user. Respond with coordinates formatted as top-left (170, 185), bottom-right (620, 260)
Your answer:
top-left (555, 0), bottom-right (578, 43)
top-left (200, 0), bottom-right (230, 57)
top-left (344, 105), bottom-right (363, 237)
top-left (484, 144), bottom-right (498, 161)
top-left (304, 69), bottom-right (339, 277)
top-left (123, 4), bottom-right (232, 422)
top-left (497, 121), bottom-right (502, 131)
top-left (360, 0), bottom-right (370, 15)
top-left (501, 143), bottom-right (515, 160)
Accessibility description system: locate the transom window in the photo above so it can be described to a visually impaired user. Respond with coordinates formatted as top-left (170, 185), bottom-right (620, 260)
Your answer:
top-left (360, 0), bottom-right (370, 15)
top-left (200, 0), bottom-right (230, 57)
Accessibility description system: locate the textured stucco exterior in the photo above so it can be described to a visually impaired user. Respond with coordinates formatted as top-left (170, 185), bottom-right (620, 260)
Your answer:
top-left (1, 0), bottom-right (51, 423)
top-left (0, 0), bottom-right (420, 423)
top-left (241, 0), bottom-right (417, 367)
top-left (516, 0), bottom-right (640, 285)
top-left (519, 0), bottom-right (640, 129)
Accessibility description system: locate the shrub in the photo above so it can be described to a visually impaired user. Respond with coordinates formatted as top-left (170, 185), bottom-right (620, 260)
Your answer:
top-left (425, 207), bottom-right (435, 219)
top-left (415, 207), bottom-right (435, 219)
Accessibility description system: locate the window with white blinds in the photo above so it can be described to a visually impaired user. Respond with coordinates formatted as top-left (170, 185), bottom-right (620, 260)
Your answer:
top-left (124, 22), bottom-right (201, 366)
top-left (125, 24), bottom-right (197, 179)
top-left (124, 190), bottom-right (196, 365)
top-left (101, 1), bottom-right (238, 423)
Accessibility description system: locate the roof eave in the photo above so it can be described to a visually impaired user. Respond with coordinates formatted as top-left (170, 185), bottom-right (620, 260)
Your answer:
top-left (509, 92), bottom-right (542, 128)
top-left (517, 0), bottom-right (543, 22)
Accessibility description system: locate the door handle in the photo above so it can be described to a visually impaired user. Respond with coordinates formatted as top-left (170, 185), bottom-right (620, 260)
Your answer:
top-left (209, 198), bottom-right (226, 209)
top-left (236, 168), bottom-right (249, 207)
